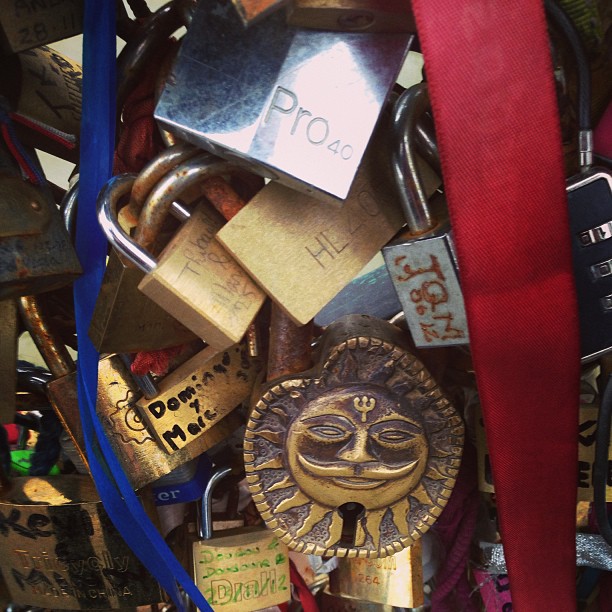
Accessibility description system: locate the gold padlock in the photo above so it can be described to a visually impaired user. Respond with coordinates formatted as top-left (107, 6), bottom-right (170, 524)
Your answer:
top-left (97, 158), bottom-right (266, 351)
top-left (319, 588), bottom-right (399, 611)
top-left (0, 473), bottom-right (164, 609)
top-left (0, 299), bottom-right (18, 424)
top-left (245, 314), bottom-right (464, 558)
top-left (18, 294), bottom-right (244, 490)
top-left (191, 466), bottom-right (291, 612)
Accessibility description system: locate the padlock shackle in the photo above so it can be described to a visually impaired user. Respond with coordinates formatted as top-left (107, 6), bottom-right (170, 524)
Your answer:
top-left (18, 296), bottom-right (75, 380)
top-left (391, 82), bottom-right (435, 234)
top-left (199, 465), bottom-right (232, 540)
top-left (134, 154), bottom-right (243, 252)
top-left (97, 174), bottom-right (158, 274)
top-left (61, 178), bottom-right (79, 236)
top-left (17, 365), bottom-right (53, 396)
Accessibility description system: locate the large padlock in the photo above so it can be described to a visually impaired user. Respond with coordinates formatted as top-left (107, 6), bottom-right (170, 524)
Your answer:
top-left (0, 132), bottom-right (81, 300)
top-left (319, 589), bottom-right (402, 611)
top-left (18, 294), bottom-right (245, 490)
top-left (97, 158), bottom-right (266, 351)
top-left (382, 82), bottom-right (469, 348)
top-left (155, 0), bottom-right (413, 202)
top-left (245, 313), bottom-right (464, 558)
top-left (0, 472), bottom-right (164, 609)
top-left (0, 299), bottom-right (18, 425)
top-left (217, 125), bottom-right (405, 325)
top-left (191, 466), bottom-right (291, 612)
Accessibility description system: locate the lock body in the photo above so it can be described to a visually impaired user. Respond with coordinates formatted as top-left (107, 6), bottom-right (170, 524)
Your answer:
top-left (0, 475), bottom-right (163, 609)
top-left (155, 0), bottom-right (412, 201)
top-left (566, 169), bottom-right (612, 362)
top-left (328, 540), bottom-right (423, 607)
top-left (0, 299), bottom-right (18, 424)
top-left (320, 589), bottom-right (396, 610)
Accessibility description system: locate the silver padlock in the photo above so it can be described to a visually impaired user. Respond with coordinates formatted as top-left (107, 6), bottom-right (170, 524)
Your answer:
top-left (382, 83), bottom-right (469, 348)
top-left (154, 0), bottom-right (413, 202)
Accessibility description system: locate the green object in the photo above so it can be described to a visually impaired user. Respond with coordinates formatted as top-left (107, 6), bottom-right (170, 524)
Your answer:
top-left (10, 449), bottom-right (60, 476)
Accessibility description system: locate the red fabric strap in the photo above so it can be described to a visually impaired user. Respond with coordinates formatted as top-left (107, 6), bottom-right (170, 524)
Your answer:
top-left (411, 1), bottom-right (580, 609)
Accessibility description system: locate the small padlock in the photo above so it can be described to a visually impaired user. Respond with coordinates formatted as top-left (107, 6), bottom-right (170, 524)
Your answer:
top-left (97, 158), bottom-right (266, 351)
top-left (245, 313), bottom-right (464, 558)
top-left (191, 466), bottom-right (291, 612)
top-left (0, 132), bottom-right (81, 300)
top-left (155, 0), bottom-right (413, 202)
top-left (0, 470), bottom-right (165, 609)
top-left (217, 125), bottom-right (405, 325)
top-left (18, 294), bottom-right (245, 491)
top-left (328, 539), bottom-right (423, 607)
top-left (382, 83), bottom-right (469, 348)
top-left (319, 588), bottom-right (401, 611)
top-left (287, 0), bottom-right (416, 33)
top-left (0, 299), bottom-right (18, 425)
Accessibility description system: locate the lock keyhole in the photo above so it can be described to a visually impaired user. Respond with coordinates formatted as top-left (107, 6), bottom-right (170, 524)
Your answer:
top-left (338, 502), bottom-right (365, 547)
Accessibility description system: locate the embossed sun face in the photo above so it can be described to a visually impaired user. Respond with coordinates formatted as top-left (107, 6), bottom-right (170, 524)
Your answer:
top-left (287, 384), bottom-right (428, 510)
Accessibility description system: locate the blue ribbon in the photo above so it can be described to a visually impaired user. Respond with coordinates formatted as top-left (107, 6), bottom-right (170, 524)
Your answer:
top-left (74, 3), bottom-right (212, 610)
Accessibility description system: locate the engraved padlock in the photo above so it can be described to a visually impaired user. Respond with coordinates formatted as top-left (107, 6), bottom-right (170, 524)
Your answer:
top-left (191, 466), bottom-right (291, 612)
top-left (0, 130), bottom-right (81, 300)
top-left (0, 472), bottom-right (164, 609)
top-left (382, 83), bottom-right (469, 348)
top-left (155, 0), bottom-right (413, 202)
top-left (97, 158), bottom-right (266, 351)
top-left (18, 294), bottom-right (244, 491)
top-left (245, 313), bottom-right (464, 558)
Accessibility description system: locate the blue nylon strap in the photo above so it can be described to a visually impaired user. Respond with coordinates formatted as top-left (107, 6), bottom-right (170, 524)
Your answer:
top-left (74, 3), bottom-right (212, 610)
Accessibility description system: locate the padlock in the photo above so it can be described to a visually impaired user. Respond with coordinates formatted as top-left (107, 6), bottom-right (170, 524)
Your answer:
top-left (319, 589), bottom-right (399, 611)
top-left (0, 472), bottom-right (165, 609)
top-left (217, 125), bottom-right (405, 325)
top-left (287, 0), bottom-right (415, 33)
top-left (191, 466), bottom-right (291, 612)
top-left (231, 0), bottom-right (288, 26)
top-left (245, 313), bottom-right (464, 558)
top-left (88, 148), bottom-right (201, 354)
top-left (547, 0), bottom-right (612, 362)
top-left (97, 158), bottom-right (266, 351)
top-left (155, 0), bottom-right (413, 202)
top-left (0, 299), bottom-right (18, 424)
top-left (18, 294), bottom-right (246, 491)
top-left (0, 131), bottom-right (81, 300)
top-left (2, 45), bottom-right (81, 163)
top-left (382, 83), bottom-right (469, 348)
top-left (328, 539), bottom-right (423, 607)
top-left (0, 0), bottom-right (83, 54)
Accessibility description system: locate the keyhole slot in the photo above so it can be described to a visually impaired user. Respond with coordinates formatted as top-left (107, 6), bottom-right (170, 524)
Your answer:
top-left (338, 502), bottom-right (365, 547)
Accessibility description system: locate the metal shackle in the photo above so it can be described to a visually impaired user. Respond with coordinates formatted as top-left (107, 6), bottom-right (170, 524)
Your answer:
top-left (391, 82), bottom-right (436, 235)
top-left (198, 465), bottom-right (232, 540)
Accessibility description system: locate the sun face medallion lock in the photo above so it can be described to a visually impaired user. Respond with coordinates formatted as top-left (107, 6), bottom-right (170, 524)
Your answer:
top-left (97, 158), bottom-right (266, 351)
top-left (191, 466), bottom-right (291, 612)
top-left (382, 83), bottom-right (469, 348)
top-left (155, 0), bottom-right (413, 202)
top-left (245, 314), bottom-right (464, 558)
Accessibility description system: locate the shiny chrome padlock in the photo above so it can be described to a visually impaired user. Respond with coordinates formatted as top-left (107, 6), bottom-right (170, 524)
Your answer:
top-left (97, 158), bottom-right (266, 351)
top-left (382, 83), bottom-right (469, 348)
top-left (155, 0), bottom-right (413, 202)
top-left (192, 466), bottom-right (291, 612)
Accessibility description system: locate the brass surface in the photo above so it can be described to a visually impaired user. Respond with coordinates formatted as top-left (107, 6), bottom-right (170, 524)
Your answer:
top-left (136, 344), bottom-right (261, 454)
top-left (329, 540), bottom-right (423, 607)
top-left (287, 0), bottom-right (415, 32)
top-left (216, 140), bottom-right (405, 326)
top-left (89, 250), bottom-right (197, 354)
top-left (245, 315), bottom-right (463, 558)
top-left (0, 299), bottom-right (17, 424)
top-left (138, 202), bottom-right (266, 350)
top-left (193, 527), bottom-right (290, 612)
top-left (267, 306), bottom-right (313, 381)
top-left (320, 589), bottom-right (396, 611)
top-left (0, 474), bottom-right (163, 609)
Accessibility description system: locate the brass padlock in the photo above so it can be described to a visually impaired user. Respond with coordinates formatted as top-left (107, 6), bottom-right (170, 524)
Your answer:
top-left (0, 299), bottom-right (18, 424)
top-left (216, 126), bottom-right (405, 325)
top-left (18, 294), bottom-right (245, 491)
top-left (0, 473), bottom-right (164, 609)
top-left (319, 589), bottom-right (398, 611)
top-left (382, 83), bottom-right (469, 348)
top-left (191, 466), bottom-right (291, 612)
top-left (328, 540), bottom-right (424, 607)
top-left (155, 0), bottom-right (413, 202)
top-left (245, 314), bottom-right (464, 557)
top-left (97, 158), bottom-right (266, 351)
top-left (0, 136), bottom-right (81, 300)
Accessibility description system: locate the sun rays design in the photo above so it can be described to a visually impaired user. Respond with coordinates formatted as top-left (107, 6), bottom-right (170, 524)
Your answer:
top-left (244, 324), bottom-right (464, 559)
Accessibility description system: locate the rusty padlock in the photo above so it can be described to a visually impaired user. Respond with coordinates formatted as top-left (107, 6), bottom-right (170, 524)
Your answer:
top-left (245, 313), bottom-right (464, 558)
